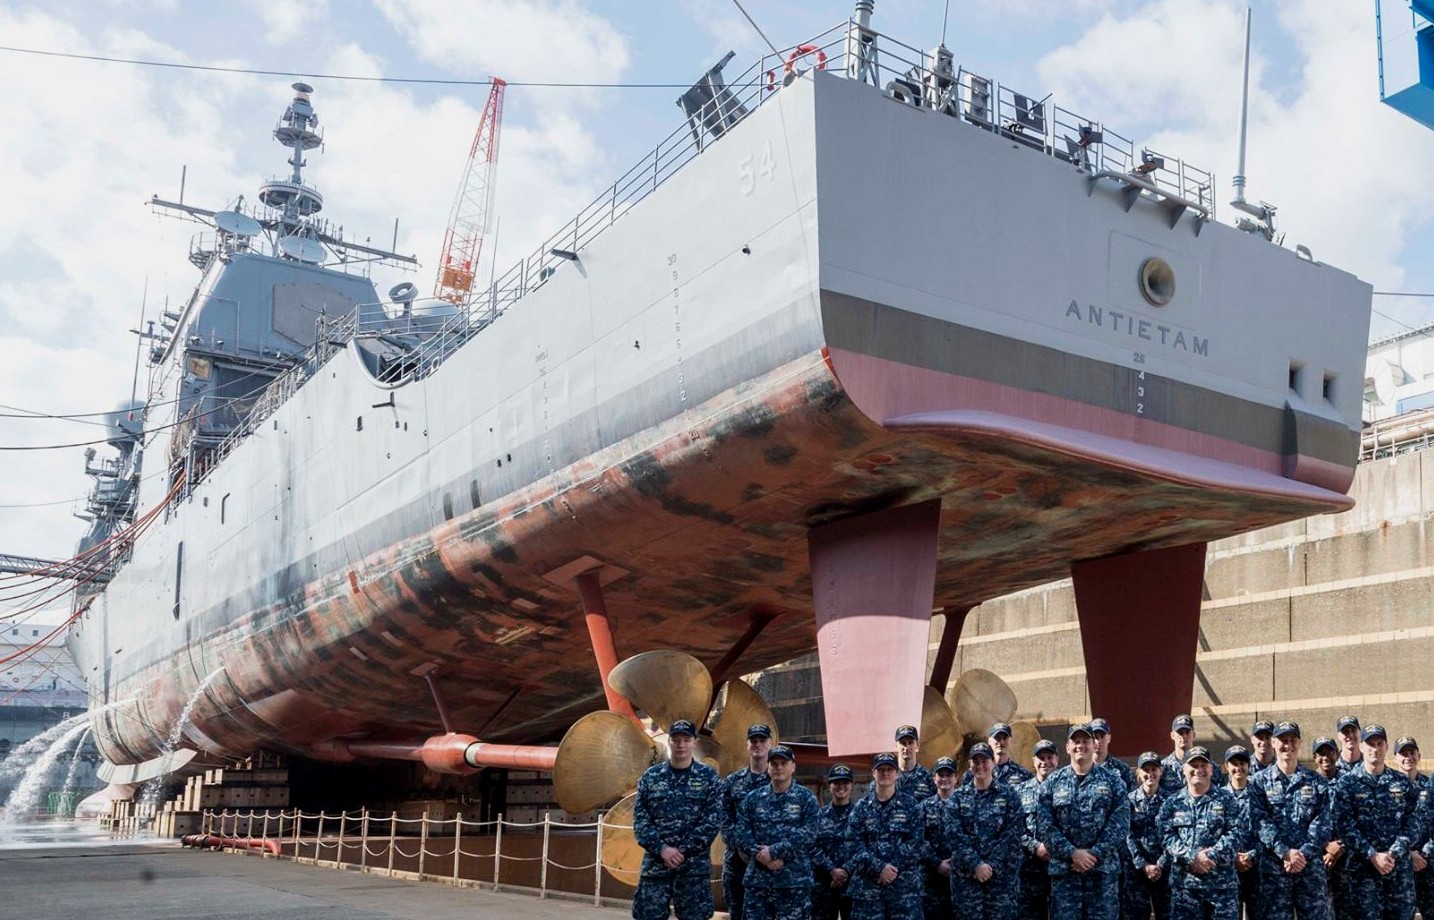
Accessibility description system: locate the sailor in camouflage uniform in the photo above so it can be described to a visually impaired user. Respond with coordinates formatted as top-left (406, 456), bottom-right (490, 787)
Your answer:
top-left (921, 757), bottom-right (960, 920)
top-left (1123, 752), bottom-right (1170, 920)
top-left (1161, 716), bottom-right (1224, 796)
top-left (1037, 723), bottom-right (1129, 920)
top-left (1220, 745), bottom-right (1261, 920)
top-left (1310, 736), bottom-right (1352, 920)
top-left (948, 742), bottom-right (1022, 920)
top-left (1333, 725), bottom-right (1418, 920)
top-left (632, 719), bottom-right (723, 920)
top-left (736, 744), bottom-right (821, 920)
top-left (1089, 718), bottom-right (1134, 794)
top-left (1248, 721), bottom-right (1332, 920)
top-left (845, 752), bottom-right (925, 920)
top-left (1250, 720), bottom-right (1277, 772)
top-left (1158, 747), bottom-right (1241, 920)
top-left (722, 722), bottom-right (774, 920)
top-left (961, 724), bottom-right (1035, 788)
top-left (896, 724), bottom-right (936, 803)
top-left (1333, 717), bottom-right (1364, 775)
top-left (1018, 739), bottom-right (1061, 920)
top-left (812, 764), bottom-right (857, 920)
top-left (1392, 737), bottom-right (1432, 920)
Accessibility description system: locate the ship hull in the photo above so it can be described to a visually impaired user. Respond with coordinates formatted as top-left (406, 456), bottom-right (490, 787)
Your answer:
top-left (70, 70), bottom-right (1370, 767)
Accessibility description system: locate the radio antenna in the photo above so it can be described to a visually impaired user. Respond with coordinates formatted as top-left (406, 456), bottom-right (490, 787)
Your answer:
top-left (1230, 7), bottom-right (1277, 241)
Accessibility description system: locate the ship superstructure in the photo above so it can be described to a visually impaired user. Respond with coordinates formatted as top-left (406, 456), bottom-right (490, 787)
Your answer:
top-left (67, 8), bottom-right (1371, 785)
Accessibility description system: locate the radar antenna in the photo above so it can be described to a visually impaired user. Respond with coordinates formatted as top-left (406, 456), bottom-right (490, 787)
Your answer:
top-left (436, 78), bottom-right (507, 306)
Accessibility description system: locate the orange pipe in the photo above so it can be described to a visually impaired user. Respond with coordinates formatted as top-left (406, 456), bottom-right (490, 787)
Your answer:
top-left (324, 734), bottom-right (558, 774)
top-left (183, 834), bottom-right (280, 856)
top-left (575, 570), bottom-right (639, 722)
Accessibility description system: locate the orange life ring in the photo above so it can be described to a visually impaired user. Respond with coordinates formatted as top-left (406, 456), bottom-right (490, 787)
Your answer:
top-left (784, 45), bottom-right (828, 75)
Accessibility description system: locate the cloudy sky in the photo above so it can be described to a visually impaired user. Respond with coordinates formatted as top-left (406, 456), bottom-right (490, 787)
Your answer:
top-left (2, 0), bottom-right (1432, 609)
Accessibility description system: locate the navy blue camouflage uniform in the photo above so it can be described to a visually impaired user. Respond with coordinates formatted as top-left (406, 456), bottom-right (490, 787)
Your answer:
top-left (920, 793), bottom-right (956, 920)
top-left (812, 801), bottom-right (855, 920)
top-left (722, 767), bottom-right (772, 920)
top-left (900, 764), bottom-right (936, 803)
top-left (948, 780), bottom-right (1022, 920)
top-left (632, 759), bottom-right (723, 920)
top-left (961, 761), bottom-right (1035, 787)
top-left (844, 790), bottom-right (925, 920)
top-left (1334, 766), bottom-right (1419, 920)
top-left (1123, 785), bottom-right (1171, 920)
top-left (1037, 766), bottom-right (1129, 920)
top-left (1016, 776), bottom-right (1052, 920)
top-left (1158, 786), bottom-right (1241, 920)
top-left (1412, 774), bottom-right (1432, 920)
top-left (1226, 784), bottom-right (1261, 919)
top-left (1099, 758), bottom-right (1136, 794)
top-left (735, 782), bottom-right (821, 920)
top-left (1160, 754), bottom-right (1224, 796)
top-left (1249, 763), bottom-right (1331, 920)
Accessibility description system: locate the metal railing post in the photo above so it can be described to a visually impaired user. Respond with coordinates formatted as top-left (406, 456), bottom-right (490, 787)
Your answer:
top-left (316, 811), bottom-right (326, 862)
top-left (453, 812), bottom-right (463, 884)
top-left (261, 811), bottom-right (270, 846)
top-left (594, 811), bottom-right (604, 907)
top-left (493, 814), bottom-right (503, 892)
top-left (338, 811), bottom-right (348, 866)
top-left (292, 809), bottom-right (301, 858)
top-left (418, 812), bottom-right (429, 878)
top-left (540, 812), bottom-right (550, 898)
top-left (387, 812), bottom-right (398, 876)
top-left (360, 808), bottom-right (370, 870)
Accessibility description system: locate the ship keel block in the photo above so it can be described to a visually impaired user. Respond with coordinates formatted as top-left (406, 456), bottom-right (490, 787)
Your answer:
top-left (1071, 541), bottom-right (1207, 756)
top-left (810, 499), bottom-right (941, 756)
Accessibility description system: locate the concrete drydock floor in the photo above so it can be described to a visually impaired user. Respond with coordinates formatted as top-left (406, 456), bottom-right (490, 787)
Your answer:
top-left (0, 843), bottom-right (626, 919)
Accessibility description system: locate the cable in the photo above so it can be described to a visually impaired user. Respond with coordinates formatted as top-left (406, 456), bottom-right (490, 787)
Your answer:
top-left (1373, 291), bottom-right (1434, 298)
top-left (0, 45), bottom-right (692, 88)
top-left (730, 1), bottom-right (781, 54)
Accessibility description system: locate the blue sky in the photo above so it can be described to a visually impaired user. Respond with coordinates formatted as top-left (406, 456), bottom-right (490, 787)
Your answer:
top-left (2, 0), bottom-right (1433, 583)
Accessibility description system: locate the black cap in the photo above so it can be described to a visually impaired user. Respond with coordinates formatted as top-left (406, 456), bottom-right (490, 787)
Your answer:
top-left (872, 752), bottom-right (899, 770)
top-left (1183, 746), bottom-right (1213, 765)
top-left (969, 742), bottom-right (994, 760)
top-left (1223, 745), bottom-right (1251, 763)
top-left (827, 764), bottom-right (854, 781)
top-left (1274, 720), bottom-right (1301, 738)
top-left (1032, 740), bottom-right (1058, 757)
top-left (1361, 724), bottom-right (1388, 743)
top-left (747, 723), bottom-right (772, 740)
top-left (1067, 722), bottom-right (1093, 739)
top-left (1251, 720), bottom-right (1275, 736)
top-left (1137, 751), bottom-right (1162, 768)
top-left (767, 744), bottom-right (794, 762)
top-left (669, 719), bottom-right (697, 737)
top-left (895, 724), bottom-right (919, 742)
top-left (1088, 717), bottom-right (1111, 734)
top-left (1312, 736), bottom-right (1337, 754)
top-left (1395, 737), bottom-right (1419, 754)
top-left (989, 722), bottom-right (1013, 738)
top-left (1336, 716), bottom-right (1360, 733)
top-left (1171, 714), bottom-right (1195, 731)
top-left (933, 756), bottom-right (958, 774)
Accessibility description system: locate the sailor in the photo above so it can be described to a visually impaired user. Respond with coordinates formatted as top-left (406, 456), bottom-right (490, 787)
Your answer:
top-left (1221, 745), bottom-right (1261, 919)
top-left (1333, 716), bottom-right (1363, 775)
top-left (1311, 736), bottom-right (1352, 920)
top-left (1250, 720), bottom-right (1277, 771)
top-left (947, 742), bottom-right (1022, 920)
top-left (1089, 718), bottom-right (1135, 794)
top-left (721, 722), bottom-right (774, 920)
top-left (631, 719), bottom-right (724, 920)
top-left (1123, 752), bottom-right (1171, 920)
top-left (1037, 723), bottom-right (1129, 920)
top-left (1017, 739), bottom-right (1061, 920)
top-left (1247, 721), bottom-right (1332, 920)
top-left (1332, 724), bottom-right (1418, 920)
top-left (1158, 746), bottom-right (1241, 920)
top-left (963, 724), bottom-right (1035, 788)
top-left (1310, 737), bottom-right (1340, 783)
top-left (735, 744), bottom-right (821, 920)
top-left (1392, 737), bottom-right (1432, 920)
top-left (921, 757), bottom-right (960, 920)
top-left (1161, 715), bottom-right (1225, 796)
top-left (845, 752), bottom-right (925, 920)
top-left (812, 764), bottom-right (857, 920)
top-left (896, 724), bottom-right (936, 802)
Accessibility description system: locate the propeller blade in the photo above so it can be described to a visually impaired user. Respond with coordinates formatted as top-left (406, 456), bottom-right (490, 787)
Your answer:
top-left (710, 678), bottom-right (778, 775)
top-left (599, 793), bottom-right (643, 886)
top-left (1008, 720), bottom-right (1042, 764)
top-left (917, 686), bottom-right (963, 769)
top-left (553, 710), bottom-right (658, 814)
top-left (694, 735), bottom-right (726, 774)
top-left (609, 650), bottom-right (714, 732)
top-left (948, 668), bottom-right (1018, 737)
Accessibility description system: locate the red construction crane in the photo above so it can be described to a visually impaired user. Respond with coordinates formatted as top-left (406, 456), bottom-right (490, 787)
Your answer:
top-left (435, 77), bottom-right (507, 306)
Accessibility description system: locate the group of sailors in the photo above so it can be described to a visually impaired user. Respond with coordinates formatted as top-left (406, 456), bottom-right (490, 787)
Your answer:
top-left (630, 713), bottom-right (1432, 920)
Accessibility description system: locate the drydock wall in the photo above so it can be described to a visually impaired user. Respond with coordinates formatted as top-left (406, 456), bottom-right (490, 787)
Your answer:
top-left (756, 447), bottom-right (1434, 765)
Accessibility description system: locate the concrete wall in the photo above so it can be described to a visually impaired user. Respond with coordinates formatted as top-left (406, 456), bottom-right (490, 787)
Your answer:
top-left (755, 448), bottom-right (1434, 768)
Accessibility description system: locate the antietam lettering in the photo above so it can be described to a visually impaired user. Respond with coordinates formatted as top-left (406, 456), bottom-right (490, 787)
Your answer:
top-left (1064, 300), bottom-right (1209, 357)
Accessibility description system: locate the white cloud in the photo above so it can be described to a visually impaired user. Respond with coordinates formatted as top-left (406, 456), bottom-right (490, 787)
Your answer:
top-left (372, 0), bottom-right (632, 86)
top-left (251, 0), bottom-right (330, 45)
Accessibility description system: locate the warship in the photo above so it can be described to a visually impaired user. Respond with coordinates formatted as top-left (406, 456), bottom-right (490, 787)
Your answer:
top-left (63, 3), bottom-right (1372, 800)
